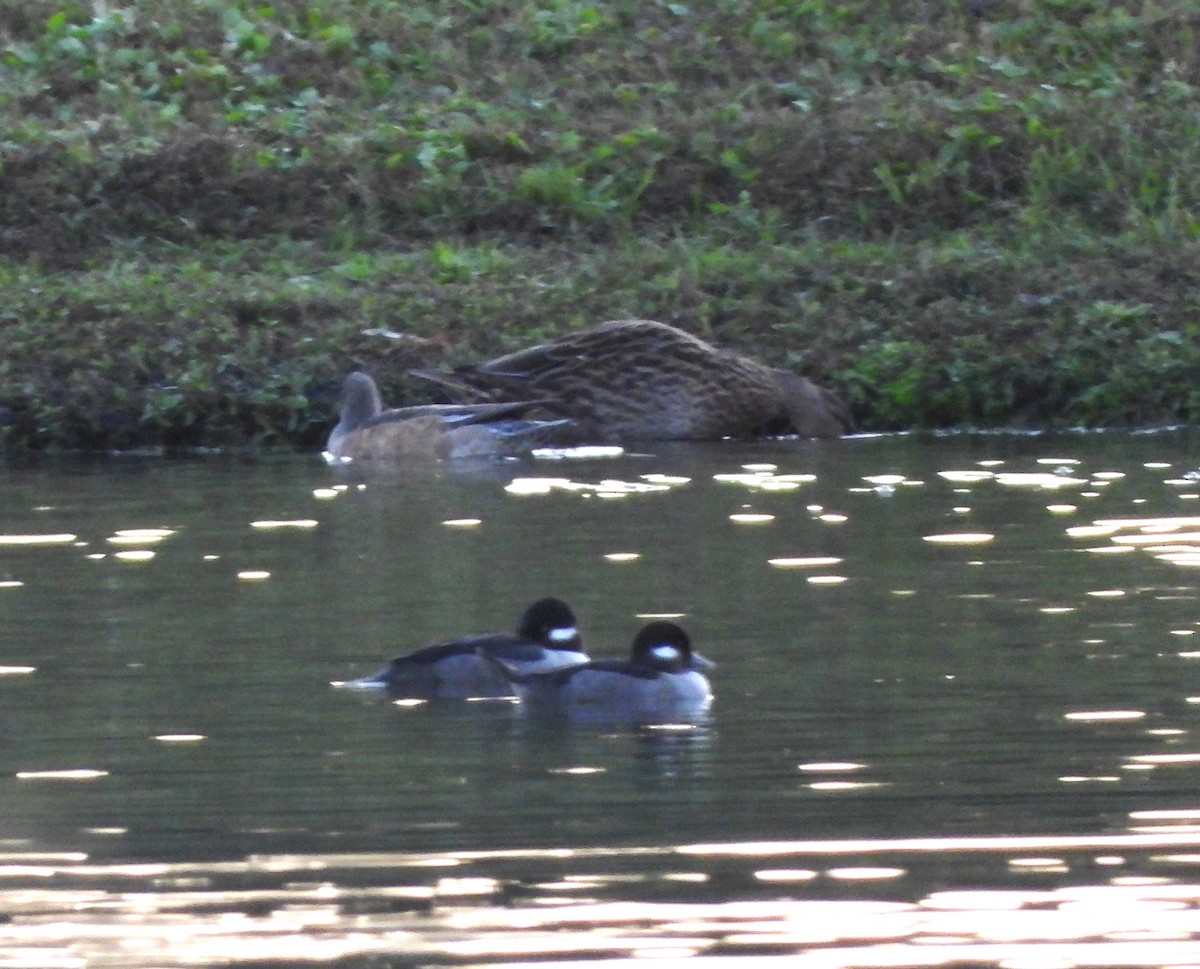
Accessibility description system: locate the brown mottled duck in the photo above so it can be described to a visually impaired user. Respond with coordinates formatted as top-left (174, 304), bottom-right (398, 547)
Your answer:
top-left (412, 319), bottom-right (852, 442)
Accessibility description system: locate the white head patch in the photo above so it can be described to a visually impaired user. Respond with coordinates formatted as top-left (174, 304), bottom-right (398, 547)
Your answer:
top-left (548, 626), bottom-right (577, 643)
top-left (651, 644), bottom-right (681, 664)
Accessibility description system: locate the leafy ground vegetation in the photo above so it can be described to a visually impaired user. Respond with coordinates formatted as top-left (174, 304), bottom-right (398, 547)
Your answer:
top-left (2, 0), bottom-right (1200, 450)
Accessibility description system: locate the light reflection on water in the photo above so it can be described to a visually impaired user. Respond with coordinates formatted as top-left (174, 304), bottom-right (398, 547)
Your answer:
top-left (5, 432), bottom-right (1200, 964)
top-left (5, 837), bottom-right (1200, 966)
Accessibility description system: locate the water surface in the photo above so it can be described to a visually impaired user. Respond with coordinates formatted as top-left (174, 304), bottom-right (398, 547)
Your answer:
top-left (4, 431), bottom-right (1200, 965)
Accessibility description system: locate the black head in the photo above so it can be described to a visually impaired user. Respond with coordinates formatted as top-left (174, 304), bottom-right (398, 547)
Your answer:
top-left (629, 620), bottom-right (713, 673)
top-left (516, 597), bottom-right (581, 650)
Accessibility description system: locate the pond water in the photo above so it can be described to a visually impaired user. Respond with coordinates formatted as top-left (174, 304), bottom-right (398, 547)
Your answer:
top-left (4, 430), bottom-right (1200, 966)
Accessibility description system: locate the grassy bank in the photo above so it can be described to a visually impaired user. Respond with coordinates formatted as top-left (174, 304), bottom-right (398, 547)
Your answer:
top-left (2, 0), bottom-right (1199, 450)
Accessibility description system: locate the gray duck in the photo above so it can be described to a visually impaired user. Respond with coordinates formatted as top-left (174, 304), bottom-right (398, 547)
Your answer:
top-left (325, 371), bottom-right (574, 462)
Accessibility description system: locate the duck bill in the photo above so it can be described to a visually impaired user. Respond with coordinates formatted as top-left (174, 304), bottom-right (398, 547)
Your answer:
top-left (689, 653), bottom-right (715, 671)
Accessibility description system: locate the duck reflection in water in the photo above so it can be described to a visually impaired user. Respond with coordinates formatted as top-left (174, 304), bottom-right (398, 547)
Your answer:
top-left (336, 597), bottom-right (588, 700)
top-left (486, 620), bottom-right (714, 725)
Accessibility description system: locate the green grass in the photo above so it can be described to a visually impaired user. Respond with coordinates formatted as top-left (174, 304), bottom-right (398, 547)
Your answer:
top-left (3, 0), bottom-right (1200, 449)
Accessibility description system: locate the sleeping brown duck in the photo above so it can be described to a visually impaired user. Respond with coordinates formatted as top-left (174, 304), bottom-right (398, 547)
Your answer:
top-left (413, 319), bottom-right (852, 442)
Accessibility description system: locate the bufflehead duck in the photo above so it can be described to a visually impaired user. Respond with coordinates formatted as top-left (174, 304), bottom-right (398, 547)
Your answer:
top-left (343, 597), bottom-right (587, 699)
top-left (487, 619), bottom-right (714, 722)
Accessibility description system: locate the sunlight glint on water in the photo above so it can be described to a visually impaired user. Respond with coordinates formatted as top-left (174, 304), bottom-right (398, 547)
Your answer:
top-left (4, 432), bottom-right (1200, 964)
